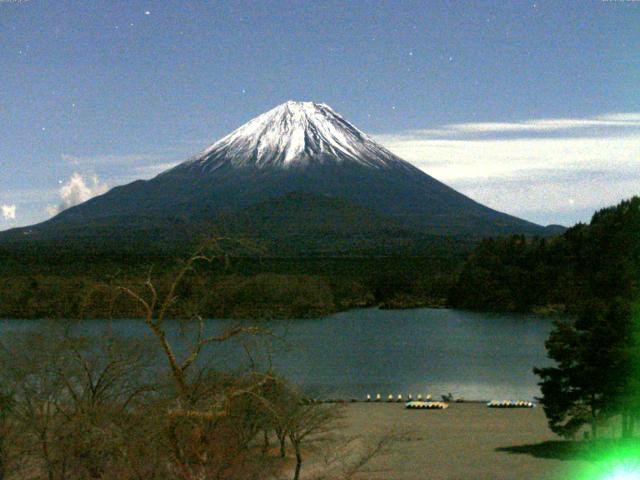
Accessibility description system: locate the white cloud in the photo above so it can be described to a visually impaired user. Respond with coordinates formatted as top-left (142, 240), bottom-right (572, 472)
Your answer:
top-left (60, 151), bottom-right (184, 184)
top-left (378, 135), bottom-right (640, 181)
top-left (46, 173), bottom-right (109, 217)
top-left (375, 112), bottom-right (640, 226)
top-left (1, 205), bottom-right (16, 221)
top-left (133, 161), bottom-right (180, 178)
top-left (401, 112), bottom-right (640, 137)
top-left (61, 153), bottom-right (163, 165)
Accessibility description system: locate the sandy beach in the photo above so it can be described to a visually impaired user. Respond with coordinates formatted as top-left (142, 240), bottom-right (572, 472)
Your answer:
top-left (329, 402), bottom-right (587, 480)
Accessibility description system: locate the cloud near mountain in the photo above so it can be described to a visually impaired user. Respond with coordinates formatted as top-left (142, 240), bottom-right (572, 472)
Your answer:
top-left (376, 112), bottom-right (640, 225)
top-left (46, 173), bottom-right (109, 217)
top-left (1, 205), bottom-right (16, 221)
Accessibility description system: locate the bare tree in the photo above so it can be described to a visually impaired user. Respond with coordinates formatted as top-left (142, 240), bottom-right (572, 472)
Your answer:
top-left (91, 239), bottom-right (282, 480)
top-left (95, 239), bottom-right (263, 400)
top-left (0, 326), bottom-right (158, 480)
top-left (318, 432), bottom-right (399, 480)
top-left (0, 240), bottom-right (395, 480)
top-left (0, 391), bottom-right (13, 480)
top-left (287, 403), bottom-right (336, 480)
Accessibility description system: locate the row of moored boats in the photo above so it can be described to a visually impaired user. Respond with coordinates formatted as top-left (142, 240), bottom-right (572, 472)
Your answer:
top-left (364, 394), bottom-right (536, 410)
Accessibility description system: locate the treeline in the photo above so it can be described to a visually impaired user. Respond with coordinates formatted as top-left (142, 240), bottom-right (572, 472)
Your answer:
top-left (0, 253), bottom-right (464, 320)
top-left (450, 196), bottom-right (640, 315)
top-left (532, 198), bottom-right (639, 439)
top-left (2, 198), bottom-right (637, 321)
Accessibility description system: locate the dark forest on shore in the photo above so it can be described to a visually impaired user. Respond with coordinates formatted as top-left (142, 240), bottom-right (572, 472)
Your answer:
top-left (0, 197), bottom-right (637, 322)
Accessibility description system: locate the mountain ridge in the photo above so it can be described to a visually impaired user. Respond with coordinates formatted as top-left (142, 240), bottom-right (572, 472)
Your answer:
top-left (0, 101), bottom-right (559, 252)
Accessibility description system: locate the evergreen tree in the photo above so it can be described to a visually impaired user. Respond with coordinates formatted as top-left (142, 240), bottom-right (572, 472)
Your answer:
top-left (535, 197), bottom-right (640, 439)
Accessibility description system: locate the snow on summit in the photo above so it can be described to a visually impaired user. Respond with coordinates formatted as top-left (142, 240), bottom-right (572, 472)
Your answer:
top-left (19, 101), bottom-right (546, 239)
top-left (185, 101), bottom-right (407, 171)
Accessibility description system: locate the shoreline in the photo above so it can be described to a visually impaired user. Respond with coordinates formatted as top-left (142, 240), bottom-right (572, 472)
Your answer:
top-left (0, 302), bottom-right (559, 322)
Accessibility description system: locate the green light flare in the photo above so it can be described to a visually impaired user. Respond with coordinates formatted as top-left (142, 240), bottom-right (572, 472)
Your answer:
top-left (601, 462), bottom-right (640, 480)
top-left (572, 442), bottom-right (640, 480)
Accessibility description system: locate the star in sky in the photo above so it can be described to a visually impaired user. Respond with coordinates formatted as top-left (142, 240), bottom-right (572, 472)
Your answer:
top-left (1, 0), bottom-right (637, 230)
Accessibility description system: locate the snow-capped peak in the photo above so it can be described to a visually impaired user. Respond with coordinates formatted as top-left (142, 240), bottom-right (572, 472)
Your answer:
top-left (184, 101), bottom-right (407, 170)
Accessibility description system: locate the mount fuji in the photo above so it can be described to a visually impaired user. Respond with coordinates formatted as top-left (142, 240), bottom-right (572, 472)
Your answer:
top-left (2, 101), bottom-right (557, 251)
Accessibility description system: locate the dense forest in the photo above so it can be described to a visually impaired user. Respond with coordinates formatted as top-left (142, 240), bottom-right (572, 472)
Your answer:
top-left (450, 196), bottom-right (640, 315)
top-left (0, 197), bottom-right (637, 320)
top-left (530, 197), bottom-right (639, 440)
top-left (0, 244), bottom-right (468, 320)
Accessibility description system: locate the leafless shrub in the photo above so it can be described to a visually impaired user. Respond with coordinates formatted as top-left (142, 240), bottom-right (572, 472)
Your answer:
top-left (0, 240), bottom-right (396, 480)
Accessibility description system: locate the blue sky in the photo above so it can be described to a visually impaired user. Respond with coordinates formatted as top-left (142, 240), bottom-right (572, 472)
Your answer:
top-left (1, 0), bottom-right (639, 229)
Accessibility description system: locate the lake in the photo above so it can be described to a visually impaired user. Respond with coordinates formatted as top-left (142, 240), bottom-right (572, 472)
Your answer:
top-left (0, 308), bottom-right (554, 401)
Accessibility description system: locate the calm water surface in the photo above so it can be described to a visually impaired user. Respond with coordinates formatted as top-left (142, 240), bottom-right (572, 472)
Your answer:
top-left (1, 308), bottom-right (554, 401)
